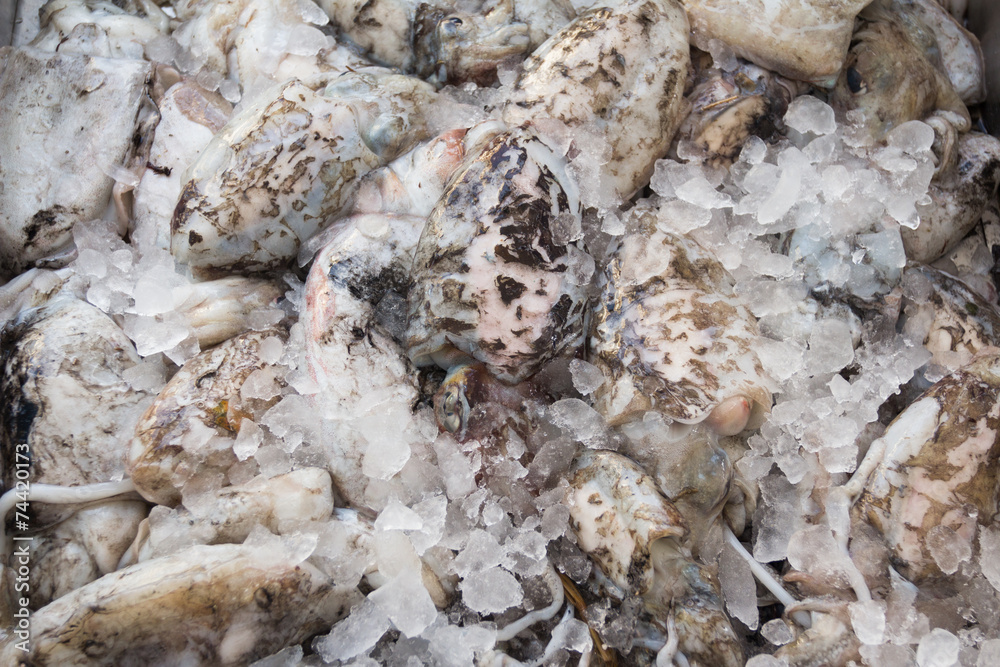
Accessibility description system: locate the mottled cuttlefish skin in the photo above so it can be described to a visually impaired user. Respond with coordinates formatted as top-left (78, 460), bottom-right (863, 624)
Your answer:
top-left (0, 46), bottom-right (152, 278)
top-left (890, 0), bottom-right (986, 105)
top-left (302, 128), bottom-right (480, 397)
top-left (566, 450), bottom-right (743, 667)
top-left (133, 81), bottom-right (234, 253)
top-left (616, 424), bottom-right (735, 553)
top-left (171, 70), bottom-right (436, 276)
top-left (411, 0), bottom-right (532, 85)
top-left (676, 55), bottom-right (805, 165)
top-left (682, 0), bottom-right (872, 86)
top-left (0, 542), bottom-right (360, 666)
top-left (0, 297), bottom-right (152, 494)
top-left (126, 468), bottom-right (334, 564)
top-left (127, 329), bottom-right (287, 506)
top-left (659, 560), bottom-right (744, 667)
top-left (299, 124), bottom-right (480, 265)
top-left (902, 132), bottom-right (1000, 264)
top-left (566, 449), bottom-right (688, 596)
top-left (169, 0), bottom-right (369, 98)
top-left (304, 211), bottom-right (431, 507)
top-left (29, 0), bottom-right (169, 59)
top-left (854, 350), bottom-right (1000, 582)
top-left (504, 0), bottom-right (690, 200)
top-left (830, 3), bottom-right (971, 172)
top-left (901, 264), bottom-right (1000, 374)
top-left (27, 500), bottom-right (148, 609)
top-left (405, 124), bottom-right (591, 385)
top-left (304, 213), bottom-right (423, 405)
top-left (589, 207), bottom-right (772, 433)
top-left (774, 606), bottom-right (861, 667)
top-left (316, 0), bottom-right (530, 85)
top-left (178, 277), bottom-right (287, 349)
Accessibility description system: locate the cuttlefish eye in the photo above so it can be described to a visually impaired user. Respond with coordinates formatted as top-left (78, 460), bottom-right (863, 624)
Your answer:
top-left (441, 387), bottom-right (462, 432)
top-left (846, 66), bottom-right (866, 94)
top-left (435, 376), bottom-right (471, 434)
top-left (440, 16), bottom-right (463, 37)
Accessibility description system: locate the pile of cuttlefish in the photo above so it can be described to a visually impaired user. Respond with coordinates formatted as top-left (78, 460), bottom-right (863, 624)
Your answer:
top-left (1, 0), bottom-right (1000, 664)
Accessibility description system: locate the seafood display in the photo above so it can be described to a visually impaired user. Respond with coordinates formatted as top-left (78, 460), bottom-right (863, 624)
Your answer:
top-left (4, 0), bottom-right (1000, 665)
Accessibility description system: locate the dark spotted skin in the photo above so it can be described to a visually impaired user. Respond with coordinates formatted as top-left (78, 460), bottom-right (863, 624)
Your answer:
top-left (406, 127), bottom-right (590, 384)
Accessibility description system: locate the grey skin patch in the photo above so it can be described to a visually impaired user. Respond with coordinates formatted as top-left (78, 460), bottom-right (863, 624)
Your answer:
top-left (0, 47), bottom-right (152, 278)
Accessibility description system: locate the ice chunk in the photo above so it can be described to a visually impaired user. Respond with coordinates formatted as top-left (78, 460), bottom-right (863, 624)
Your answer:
top-left (461, 566), bottom-right (523, 614)
top-left (757, 162), bottom-right (800, 225)
top-left (849, 599), bottom-right (886, 645)
top-left (978, 639), bottom-right (1000, 667)
top-left (541, 503), bottom-right (571, 540)
top-left (755, 338), bottom-right (805, 383)
top-left (601, 211), bottom-right (625, 236)
top-left (481, 500), bottom-right (505, 527)
top-left (860, 644), bottom-right (917, 667)
top-left (739, 136), bottom-right (767, 166)
top-left (123, 313), bottom-right (192, 358)
top-left (262, 395), bottom-right (319, 453)
top-left (657, 199), bottom-right (713, 234)
top-left (181, 471), bottom-right (225, 518)
top-left (407, 495), bottom-right (447, 555)
top-left (916, 628), bottom-right (959, 667)
top-left (885, 570), bottom-right (930, 645)
top-left (552, 211), bottom-right (583, 245)
top-left (753, 472), bottom-right (801, 562)
top-left (314, 597), bottom-right (392, 662)
top-left (374, 530), bottom-right (422, 583)
top-left (546, 614), bottom-right (592, 655)
top-left (925, 525), bottom-right (972, 575)
top-left (807, 318), bottom-right (855, 374)
top-left (234, 419), bottom-right (264, 461)
top-left (132, 269), bottom-right (188, 316)
top-left (548, 399), bottom-right (607, 447)
top-left (286, 24), bottom-right (328, 57)
top-left (369, 574), bottom-right (438, 638)
top-left (454, 529), bottom-right (503, 576)
top-left (375, 498), bottom-right (424, 532)
top-left (676, 173), bottom-right (733, 209)
top-left (886, 121), bottom-right (936, 155)
top-left (433, 433), bottom-right (478, 499)
top-left (249, 645), bottom-right (304, 667)
top-left (786, 526), bottom-right (851, 589)
top-left (720, 539), bottom-right (759, 630)
top-left (569, 359), bottom-right (605, 395)
top-left (704, 38), bottom-right (739, 71)
top-left (502, 529), bottom-right (549, 578)
top-left (784, 96), bottom-right (837, 136)
top-left (255, 445), bottom-right (292, 478)
top-left (746, 656), bottom-right (788, 667)
top-left (563, 245), bottom-right (596, 287)
top-left (241, 367), bottom-right (280, 401)
top-left (76, 248), bottom-right (108, 278)
top-left (760, 619), bottom-right (794, 646)
top-left (244, 527), bottom-right (318, 568)
top-left (259, 336), bottom-right (284, 364)
top-left (358, 401), bottom-right (414, 479)
top-left (979, 526), bottom-right (1000, 592)
top-left (426, 621), bottom-right (496, 667)
top-left (736, 452), bottom-right (773, 481)
top-left (122, 356), bottom-right (168, 393)
top-left (821, 165), bottom-right (852, 201)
